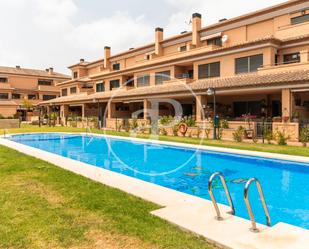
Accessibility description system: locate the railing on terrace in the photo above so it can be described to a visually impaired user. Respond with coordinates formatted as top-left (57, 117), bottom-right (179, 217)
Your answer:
top-left (255, 121), bottom-right (273, 139)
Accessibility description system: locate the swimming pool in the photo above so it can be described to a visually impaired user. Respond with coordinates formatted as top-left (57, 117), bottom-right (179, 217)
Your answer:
top-left (6, 133), bottom-right (309, 230)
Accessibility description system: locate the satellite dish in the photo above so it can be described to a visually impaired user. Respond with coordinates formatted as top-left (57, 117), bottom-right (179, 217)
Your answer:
top-left (221, 35), bottom-right (228, 43)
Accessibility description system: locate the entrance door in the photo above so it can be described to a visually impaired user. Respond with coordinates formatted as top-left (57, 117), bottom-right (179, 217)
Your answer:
top-left (272, 100), bottom-right (282, 117)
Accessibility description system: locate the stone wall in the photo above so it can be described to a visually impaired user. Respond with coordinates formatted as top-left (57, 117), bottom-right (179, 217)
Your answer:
top-left (272, 122), bottom-right (299, 141)
top-left (0, 119), bottom-right (20, 129)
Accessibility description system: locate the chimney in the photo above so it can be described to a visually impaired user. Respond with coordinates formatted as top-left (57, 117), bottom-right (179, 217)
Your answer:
top-left (80, 58), bottom-right (85, 63)
top-left (16, 65), bottom-right (21, 69)
top-left (49, 67), bottom-right (53, 75)
top-left (155, 27), bottom-right (163, 56)
top-left (45, 68), bottom-right (49, 72)
top-left (192, 13), bottom-right (202, 47)
top-left (104, 46), bottom-right (111, 69)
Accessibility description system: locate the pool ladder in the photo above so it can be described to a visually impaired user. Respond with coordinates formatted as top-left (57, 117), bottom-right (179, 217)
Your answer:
top-left (208, 172), bottom-right (271, 232)
top-left (208, 172), bottom-right (235, 220)
top-left (3, 129), bottom-right (10, 138)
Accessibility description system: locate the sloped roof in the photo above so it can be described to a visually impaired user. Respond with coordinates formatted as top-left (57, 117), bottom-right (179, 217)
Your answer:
top-left (0, 66), bottom-right (70, 79)
top-left (41, 69), bottom-right (309, 105)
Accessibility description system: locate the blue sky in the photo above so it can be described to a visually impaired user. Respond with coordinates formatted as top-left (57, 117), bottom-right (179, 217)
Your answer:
top-left (0, 0), bottom-right (285, 74)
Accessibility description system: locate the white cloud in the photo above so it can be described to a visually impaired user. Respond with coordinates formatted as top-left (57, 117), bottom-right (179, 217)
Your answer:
top-left (68, 12), bottom-right (153, 57)
top-left (0, 0), bottom-right (153, 73)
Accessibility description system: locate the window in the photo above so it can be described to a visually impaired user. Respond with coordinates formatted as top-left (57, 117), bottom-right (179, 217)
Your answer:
top-left (155, 71), bottom-right (171, 85)
top-left (207, 37), bottom-right (222, 46)
top-left (28, 94), bottom-right (36, 100)
top-left (110, 79), bottom-right (120, 89)
top-left (0, 77), bottom-right (7, 83)
top-left (96, 82), bottom-right (105, 92)
top-left (137, 74), bottom-right (150, 87)
top-left (234, 101), bottom-right (262, 117)
top-left (178, 45), bottom-right (187, 52)
top-left (38, 79), bottom-right (52, 86)
top-left (73, 72), bottom-right (78, 79)
top-left (235, 54), bottom-right (263, 74)
top-left (112, 63), bottom-right (120, 70)
top-left (125, 76), bottom-right (134, 87)
top-left (70, 87), bottom-right (77, 94)
top-left (43, 95), bottom-right (56, 101)
top-left (0, 93), bottom-right (8, 99)
top-left (283, 52), bottom-right (300, 64)
top-left (12, 93), bottom-right (21, 99)
top-left (198, 62), bottom-right (220, 79)
top-left (115, 103), bottom-right (129, 111)
top-left (61, 88), bottom-right (68, 96)
top-left (291, 14), bottom-right (309, 25)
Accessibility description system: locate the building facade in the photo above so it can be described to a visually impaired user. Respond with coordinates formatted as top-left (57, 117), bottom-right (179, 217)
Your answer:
top-left (42, 0), bottom-right (309, 141)
top-left (0, 66), bottom-right (69, 120)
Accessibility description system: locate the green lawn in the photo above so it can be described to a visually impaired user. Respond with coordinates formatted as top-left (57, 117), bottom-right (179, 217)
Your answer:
top-left (0, 145), bottom-right (215, 249)
top-left (6, 124), bottom-right (309, 157)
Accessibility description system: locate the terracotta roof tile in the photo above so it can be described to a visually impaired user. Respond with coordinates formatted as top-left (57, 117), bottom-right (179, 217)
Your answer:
top-left (0, 66), bottom-right (70, 79)
top-left (42, 69), bottom-right (309, 105)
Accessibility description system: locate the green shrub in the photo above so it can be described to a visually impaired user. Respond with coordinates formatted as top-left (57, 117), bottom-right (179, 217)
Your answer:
top-left (182, 117), bottom-right (195, 127)
top-left (159, 128), bottom-right (167, 136)
top-left (264, 128), bottom-right (273, 144)
top-left (220, 119), bottom-right (229, 129)
top-left (130, 118), bottom-right (138, 130)
top-left (300, 125), bottom-right (309, 147)
top-left (204, 128), bottom-right (211, 139)
top-left (233, 126), bottom-right (245, 142)
top-left (252, 134), bottom-right (258, 144)
top-left (275, 130), bottom-right (289, 146)
top-left (159, 116), bottom-right (173, 125)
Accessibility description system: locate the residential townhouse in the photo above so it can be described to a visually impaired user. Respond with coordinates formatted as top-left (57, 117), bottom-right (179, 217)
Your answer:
top-left (0, 66), bottom-right (69, 120)
top-left (42, 0), bottom-right (309, 141)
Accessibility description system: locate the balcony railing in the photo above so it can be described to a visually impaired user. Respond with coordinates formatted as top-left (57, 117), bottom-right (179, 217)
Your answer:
top-left (37, 85), bottom-right (59, 92)
top-left (0, 83), bottom-right (12, 89)
top-left (259, 60), bottom-right (309, 74)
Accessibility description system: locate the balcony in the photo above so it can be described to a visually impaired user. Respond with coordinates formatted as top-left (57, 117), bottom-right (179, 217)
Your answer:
top-left (0, 83), bottom-right (13, 90)
top-left (258, 61), bottom-right (309, 75)
top-left (162, 77), bottom-right (193, 85)
top-left (37, 85), bottom-right (59, 92)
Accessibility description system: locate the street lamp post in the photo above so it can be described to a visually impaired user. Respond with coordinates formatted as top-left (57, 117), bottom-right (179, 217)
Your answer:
top-left (207, 87), bottom-right (217, 140)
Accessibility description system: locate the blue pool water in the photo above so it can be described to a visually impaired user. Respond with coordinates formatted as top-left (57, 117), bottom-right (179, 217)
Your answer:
top-left (7, 133), bottom-right (309, 229)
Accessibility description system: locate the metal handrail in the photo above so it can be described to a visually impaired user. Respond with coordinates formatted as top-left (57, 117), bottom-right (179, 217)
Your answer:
top-left (208, 172), bottom-right (235, 220)
top-left (3, 129), bottom-right (9, 138)
top-left (244, 178), bottom-right (271, 232)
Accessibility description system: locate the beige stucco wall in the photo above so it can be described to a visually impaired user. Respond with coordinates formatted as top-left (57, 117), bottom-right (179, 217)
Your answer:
top-left (0, 106), bottom-right (17, 117)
